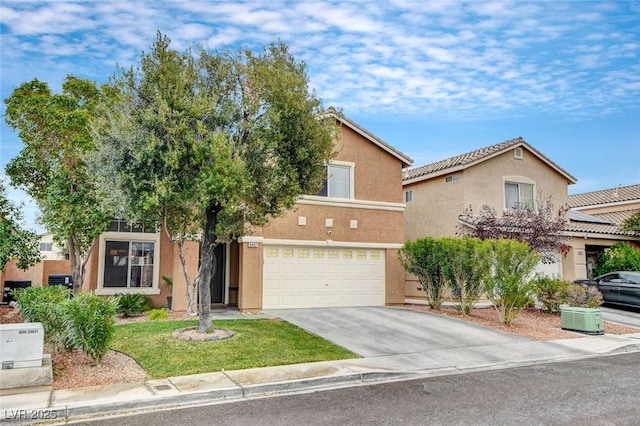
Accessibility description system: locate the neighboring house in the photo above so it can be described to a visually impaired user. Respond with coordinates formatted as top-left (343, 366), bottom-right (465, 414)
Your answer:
top-left (0, 233), bottom-right (70, 302)
top-left (38, 232), bottom-right (66, 260)
top-left (564, 184), bottom-right (640, 279)
top-left (83, 110), bottom-right (413, 312)
top-left (402, 137), bottom-right (577, 302)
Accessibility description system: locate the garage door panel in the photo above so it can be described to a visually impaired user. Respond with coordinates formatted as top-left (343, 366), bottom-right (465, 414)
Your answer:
top-left (263, 246), bottom-right (385, 309)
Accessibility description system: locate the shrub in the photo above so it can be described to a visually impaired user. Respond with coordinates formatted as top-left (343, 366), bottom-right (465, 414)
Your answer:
top-left (484, 239), bottom-right (541, 325)
top-left (532, 275), bottom-right (570, 314)
top-left (112, 293), bottom-right (151, 317)
top-left (147, 308), bottom-right (169, 321)
top-left (400, 238), bottom-right (449, 309)
top-left (11, 285), bottom-right (73, 351)
top-left (594, 243), bottom-right (640, 276)
top-left (63, 292), bottom-right (116, 364)
top-left (567, 284), bottom-right (603, 308)
top-left (440, 237), bottom-right (493, 315)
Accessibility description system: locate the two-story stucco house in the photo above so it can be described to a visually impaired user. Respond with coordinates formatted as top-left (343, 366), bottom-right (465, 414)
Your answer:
top-left (78, 109), bottom-right (412, 312)
top-left (401, 137), bottom-right (578, 302)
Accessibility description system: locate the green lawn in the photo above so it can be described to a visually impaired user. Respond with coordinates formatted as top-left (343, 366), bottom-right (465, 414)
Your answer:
top-left (112, 319), bottom-right (357, 379)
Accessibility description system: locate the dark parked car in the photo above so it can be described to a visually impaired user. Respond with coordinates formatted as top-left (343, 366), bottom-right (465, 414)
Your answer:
top-left (574, 271), bottom-right (640, 308)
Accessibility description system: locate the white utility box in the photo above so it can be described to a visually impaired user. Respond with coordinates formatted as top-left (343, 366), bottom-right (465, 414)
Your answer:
top-left (0, 322), bottom-right (44, 369)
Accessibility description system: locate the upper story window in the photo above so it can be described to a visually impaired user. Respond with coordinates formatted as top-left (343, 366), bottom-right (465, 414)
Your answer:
top-left (505, 182), bottom-right (534, 210)
top-left (39, 242), bottom-right (53, 251)
top-left (404, 190), bottom-right (413, 203)
top-left (107, 219), bottom-right (155, 233)
top-left (317, 162), bottom-right (353, 199)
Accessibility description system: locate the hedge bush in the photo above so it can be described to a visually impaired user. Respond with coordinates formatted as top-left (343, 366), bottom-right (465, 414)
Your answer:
top-left (531, 275), bottom-right (570, 314)
top-left (11, 285), bottom-right (73, 351)
top-left (12, 286), bottom-right (117, 364)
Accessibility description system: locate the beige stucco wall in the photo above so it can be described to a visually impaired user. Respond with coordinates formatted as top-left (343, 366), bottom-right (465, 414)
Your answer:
top-left (237, 123), bottom-right (407, 312)
top-left (238, 242), bottom-right (263, 313)
top-left (404, 174), bottom-right (466, 241)
top-left (335, 124), bottom-right (405, 203)
top-left (404, 146), bottom-right (572, 242)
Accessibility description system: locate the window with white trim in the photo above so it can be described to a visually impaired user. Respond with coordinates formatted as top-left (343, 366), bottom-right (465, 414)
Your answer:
top-left (97, 220), bottom-right (160, 295)
top-left (505, 182), bottom-right (534, 210)
top-left (317, 163), bottom-right (353, 199)
top-left (103, 240), bottom-right (155, 288)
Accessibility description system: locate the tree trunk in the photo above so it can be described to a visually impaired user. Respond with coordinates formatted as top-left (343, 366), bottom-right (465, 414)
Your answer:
top-left (68, 235), bottom-right (82, 294)
top-left (198, 203), bottom-right (219, 333)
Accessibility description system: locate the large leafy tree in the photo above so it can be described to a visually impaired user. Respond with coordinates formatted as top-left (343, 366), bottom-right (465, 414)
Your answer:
top-left (0, 181), bottom-right (41, 271)
top-left (93, 34), bottom-right (335, 332)
top-left (460, 196), bottom-right (569, 264)
top-left (4, 76), bottom-right (111, 291)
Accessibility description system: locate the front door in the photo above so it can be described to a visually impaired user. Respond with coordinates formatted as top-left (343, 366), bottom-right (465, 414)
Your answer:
top-left (210, 244), bottom-right (226, 304)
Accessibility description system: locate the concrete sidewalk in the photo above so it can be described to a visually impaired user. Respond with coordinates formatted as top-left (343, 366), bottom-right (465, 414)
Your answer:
top-left (1, 330), bottom-right (639, 424)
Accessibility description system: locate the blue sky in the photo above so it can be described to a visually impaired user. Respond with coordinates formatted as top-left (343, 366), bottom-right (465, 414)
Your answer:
top-left (1, 0), bottom-right (639, 233)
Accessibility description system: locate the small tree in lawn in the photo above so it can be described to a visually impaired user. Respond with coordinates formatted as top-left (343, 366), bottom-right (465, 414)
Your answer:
top-left (460, 195), bottom-right (569, 264)
top-left (92, 33), bottom-right (335, 333)
top-left (0, 181), bottom-right (41, 271)
top-left (4, 77), bottom-right (111, 291)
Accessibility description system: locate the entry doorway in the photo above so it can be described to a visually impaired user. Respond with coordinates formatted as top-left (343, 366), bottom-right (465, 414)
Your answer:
top-left (203, 243), bottom-right (226, 304)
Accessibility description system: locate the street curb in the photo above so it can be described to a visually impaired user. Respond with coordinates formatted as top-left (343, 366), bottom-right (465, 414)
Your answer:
top-left (2, 371), bottom-right (415, 425)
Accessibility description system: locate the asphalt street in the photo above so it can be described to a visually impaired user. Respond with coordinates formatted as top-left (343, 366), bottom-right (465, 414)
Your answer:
top-left (75, 352), bottom-right (640, 426)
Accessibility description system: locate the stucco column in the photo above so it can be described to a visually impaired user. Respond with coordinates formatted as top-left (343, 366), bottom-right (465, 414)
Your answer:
top-left (238, 242), bottom-right (263, 313)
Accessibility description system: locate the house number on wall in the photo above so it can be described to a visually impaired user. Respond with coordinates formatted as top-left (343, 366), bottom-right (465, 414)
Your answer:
top-left (248, 242), bottom-right (259, 248)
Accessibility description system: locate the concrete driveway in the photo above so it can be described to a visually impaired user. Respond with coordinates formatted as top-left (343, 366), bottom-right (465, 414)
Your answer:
top-left (267, 306), bottom-right (530, 358)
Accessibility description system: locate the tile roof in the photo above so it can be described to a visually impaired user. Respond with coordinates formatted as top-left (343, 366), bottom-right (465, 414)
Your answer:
top-left (403, 137), bottom-right (576, 183)
top-left (568, 184), bottom-right (640, 208)
top-left (565, 208), bottom-right (640, 237)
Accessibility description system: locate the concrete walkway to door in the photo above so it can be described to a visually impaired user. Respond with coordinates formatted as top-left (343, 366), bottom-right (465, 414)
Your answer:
top-left (267, 306), bottom-right (530, 358)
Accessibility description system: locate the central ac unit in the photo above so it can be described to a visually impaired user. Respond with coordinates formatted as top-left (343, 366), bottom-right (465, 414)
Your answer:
top-left (561, 307), bottom-right (604, 335)
top-left (0, 322), bottom-right (44, 369)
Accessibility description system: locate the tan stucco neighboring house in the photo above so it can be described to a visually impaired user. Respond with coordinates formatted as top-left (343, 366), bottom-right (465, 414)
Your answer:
top-left (402, 137), bottom-right (577, 302)
top-left (564, 184), bottom-right (640, 279)
top-left (79, 110), bottom-right (412, 312)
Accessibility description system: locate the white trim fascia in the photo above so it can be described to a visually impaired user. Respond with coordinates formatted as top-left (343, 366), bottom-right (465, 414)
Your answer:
top-left (571, 199), bottom-right (640, 211)
top-left (562, 231), bottom-right (640, 241)
top-left (403, 166), bottom-right (465, 186)
top-left (260, 238), bottom-right (404, 249)
top-left (298, 196), bottom-right (406, 212)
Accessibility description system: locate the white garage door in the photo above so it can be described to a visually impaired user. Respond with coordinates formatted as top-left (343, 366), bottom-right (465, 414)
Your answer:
top-left (263, 246), bottom-right (385, 309)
